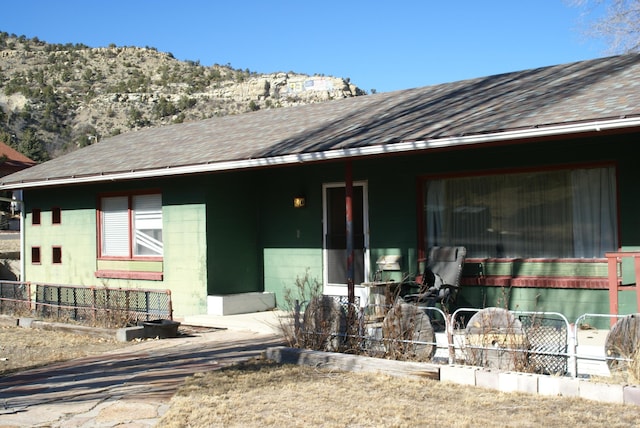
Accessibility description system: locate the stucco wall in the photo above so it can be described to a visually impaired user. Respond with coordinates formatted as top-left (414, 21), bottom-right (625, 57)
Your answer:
top-left (24, 187), bottom-right (98, 286)
top-left (22, 180), bottom-right (210, 318)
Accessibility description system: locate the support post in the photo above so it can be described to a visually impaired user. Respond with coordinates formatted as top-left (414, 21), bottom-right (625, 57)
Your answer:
top-left (345, 161), bottom-right (355, 306)
top-left (607, 253), bottom-right (619, 327)
top-left (635, 256), bottom-right (640, 315)
top-left (606, 251), bottom-right (640, 327)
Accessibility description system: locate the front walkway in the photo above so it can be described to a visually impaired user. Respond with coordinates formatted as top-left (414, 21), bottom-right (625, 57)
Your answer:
top-left (182, 310), bottom-right (287, 335)
top-left (0, 328), bottom-right (284, 427)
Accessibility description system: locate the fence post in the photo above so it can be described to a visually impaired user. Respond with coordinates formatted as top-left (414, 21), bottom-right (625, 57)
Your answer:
top-left (73, 286), bottom-right (78, 321)
top-left (447, 313), bottom-right (455, 364)
top-left (635, 255), bottom-right (640, 314)
top-left (294, 299), bottom-right (301, 343)
top-left (124, 289), bottom-right (129, 323)
top-left (91, 286), bottom-right (97, 325)
top-left (56, 285), bottom-right (61, 319)
top-left (606, 252), bottom-right (619, 327)
top-left (145, 291), bottom-right (150, 321)
top-left (167, 290), bottom-right (173, 320)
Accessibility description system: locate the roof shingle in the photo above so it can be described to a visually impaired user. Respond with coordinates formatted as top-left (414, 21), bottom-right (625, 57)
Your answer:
top-left (3, 54), bottom-right (640, 188)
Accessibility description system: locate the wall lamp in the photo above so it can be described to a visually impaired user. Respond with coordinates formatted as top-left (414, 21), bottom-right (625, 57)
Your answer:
top-left (293, 196), bottom-right (306, 208)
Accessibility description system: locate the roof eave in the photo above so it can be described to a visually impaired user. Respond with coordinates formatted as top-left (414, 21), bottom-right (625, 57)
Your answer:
top-left (2, 116), bottom-right (639, 191)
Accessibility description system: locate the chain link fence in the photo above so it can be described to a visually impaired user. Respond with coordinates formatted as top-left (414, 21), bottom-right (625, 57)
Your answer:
top-left (291, 298), bottom-right (619, 378)
top-left (518, 313), bottom-right (568, 375)
top-left (0, 280), bottom-right (172, 328)
top-left (34, 283), bottom-right (173, 327)
top-left (0, 281), bottom-right (30, 315)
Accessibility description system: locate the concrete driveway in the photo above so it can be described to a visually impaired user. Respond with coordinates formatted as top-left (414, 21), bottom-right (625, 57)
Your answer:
top-left (0, 329), bottom-right (284, 427)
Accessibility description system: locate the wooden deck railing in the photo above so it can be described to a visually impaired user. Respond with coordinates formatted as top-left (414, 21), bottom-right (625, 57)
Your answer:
top-left (605, 251), bottom-right (640, 325)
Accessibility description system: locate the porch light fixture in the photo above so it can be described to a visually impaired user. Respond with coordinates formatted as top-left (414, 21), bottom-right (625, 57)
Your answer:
top-left (293, 196), bottom-right (306, 208)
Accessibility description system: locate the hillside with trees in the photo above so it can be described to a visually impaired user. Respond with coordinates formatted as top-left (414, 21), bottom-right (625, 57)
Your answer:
top-left (0, 32), bottom-right (365, 162)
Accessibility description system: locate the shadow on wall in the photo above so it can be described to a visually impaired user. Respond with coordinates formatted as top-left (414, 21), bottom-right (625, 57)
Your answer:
top-left (0, 259), bottom-right (19, 281)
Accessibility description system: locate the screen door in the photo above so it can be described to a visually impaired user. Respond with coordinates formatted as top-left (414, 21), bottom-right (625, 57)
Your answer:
top-left (323, 182), bottom-right (369, 286)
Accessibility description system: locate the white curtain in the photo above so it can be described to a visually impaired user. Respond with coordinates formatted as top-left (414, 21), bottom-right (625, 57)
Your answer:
top-left (425, 180), bottom-right (445, 247)
top-left (425, 167), bottom-right (617, 258)
top-left (572, 167), bottom-right (617, 258)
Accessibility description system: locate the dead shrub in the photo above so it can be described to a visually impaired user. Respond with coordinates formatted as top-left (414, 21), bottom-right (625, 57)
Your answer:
top-left (382, 300), bottom-right (435, 362)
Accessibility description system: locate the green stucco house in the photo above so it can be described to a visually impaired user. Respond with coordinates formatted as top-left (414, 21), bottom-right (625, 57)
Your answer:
top-left (2, 54), bottom-right (640, 321)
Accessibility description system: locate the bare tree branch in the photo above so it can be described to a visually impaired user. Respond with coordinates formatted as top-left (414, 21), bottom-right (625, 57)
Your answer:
top-left (568, 0), bottom-right (640, 53)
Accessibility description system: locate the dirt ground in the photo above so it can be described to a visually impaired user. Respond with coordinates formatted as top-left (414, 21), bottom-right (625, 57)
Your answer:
top-left (0, 325), bottom-right (132, 375)
top-left (2, 234), bottom-right (640, 427)
top-left (0, 233), bottom-right (133, 374)
top-left (2, 323), bottom-right (640, 427)
top-left (0, 232), bottom-right (19, 254)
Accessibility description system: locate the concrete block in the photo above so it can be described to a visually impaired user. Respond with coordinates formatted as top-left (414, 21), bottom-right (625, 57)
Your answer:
top-left (475, 369), bottom-right (499, 390)
top-left (17, 317), bottom-right (35, 328)
top-left (440, 364), bottom-right (478, 386)
top-left (498, 371), bottom-right (538, 394)
top-left (538, 375), bottom-right (580, 397)
top-left (207, 292), bottom-right (276, 316)
top-left (579, 380), bottom-right (624, 404)
top-left (623, 385), bottom-right (640, 406)
top-left (116, 326), bottom-right (145, 342)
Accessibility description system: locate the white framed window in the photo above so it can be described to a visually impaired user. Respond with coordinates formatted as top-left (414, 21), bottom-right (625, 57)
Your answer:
top-left (99, 193), bottom-right (163, 258)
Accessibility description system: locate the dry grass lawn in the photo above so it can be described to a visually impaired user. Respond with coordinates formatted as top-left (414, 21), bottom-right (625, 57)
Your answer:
top-left (2, 284), bottom-right (640, 428)
top-left (160, 359), bottom-right (640, 428)
top-left (0, 325), bottom-right (131, 375)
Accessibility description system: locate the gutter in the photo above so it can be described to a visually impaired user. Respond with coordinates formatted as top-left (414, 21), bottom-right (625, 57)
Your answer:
top-left (2, 116), bottom-right (640, 190)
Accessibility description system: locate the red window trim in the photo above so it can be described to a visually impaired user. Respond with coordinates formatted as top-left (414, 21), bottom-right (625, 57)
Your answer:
top-left (94, 270), bottom-right (163, 281)
top-left (461, 275), bottom-right (609, 289)
top-left (97, 255), bottom-right (164, 262)
top-left (52, 206), bottom-right (62, 225)
top-left (32, 208), bottom-right (41, 226)
top-left (52, 246), bottom-right (62, 264)
top-left (31, 246), bottom-right (41, 264)
top-left (461, 257), bottom-right (610, 290)
top-left (96, 190), bottom-right (162, 261)
top-left (416, 160), bottom-right (620, 260)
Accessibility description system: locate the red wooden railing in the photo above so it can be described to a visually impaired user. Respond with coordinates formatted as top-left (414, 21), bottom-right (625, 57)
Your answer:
top-left (605, 251), bottom-right (640, 325)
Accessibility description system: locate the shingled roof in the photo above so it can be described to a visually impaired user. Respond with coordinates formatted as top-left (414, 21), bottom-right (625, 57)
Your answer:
top-left (3, 53), bottom-right (640, 190)
top-left (0, 141), bottom-right (36, 177)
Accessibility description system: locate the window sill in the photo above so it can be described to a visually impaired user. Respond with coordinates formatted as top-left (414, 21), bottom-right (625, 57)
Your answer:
top-left (95, 270), bottom-right (163, 281)
top-left (461, 275), bottom-right (609, 289)
top-left (97, 256), bottom-right (163, 262)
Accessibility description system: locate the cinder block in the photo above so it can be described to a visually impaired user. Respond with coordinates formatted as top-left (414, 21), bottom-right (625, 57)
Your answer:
top-left (624, 385), bottom-right (640, 406)
top-left (475, 369), bottom-right (499, 390)
top-left (207, 292), bottom-right (275, 315)
top-left (579, 380), bottom-right (624, 404)
top-left (538, 375), bottom-right (580, 397)
top-left (440, 364), bottom-right (478, 386)
top-left (498, 371), bottom-right (538, 394)
top-left (116, 326), bottom-right (145, 342)
top-left (18, 317), bottom-right (35, 328)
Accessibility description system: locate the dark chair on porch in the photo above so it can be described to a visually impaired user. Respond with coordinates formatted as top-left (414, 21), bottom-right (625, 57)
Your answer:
top-left (401, 246), bottom-right (467, 313)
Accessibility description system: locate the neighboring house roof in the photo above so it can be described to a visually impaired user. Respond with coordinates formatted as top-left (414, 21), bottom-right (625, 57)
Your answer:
top-left (0, 141), bottom-right (36, 178)
top-left (2, 54), bottom-right (640, 190)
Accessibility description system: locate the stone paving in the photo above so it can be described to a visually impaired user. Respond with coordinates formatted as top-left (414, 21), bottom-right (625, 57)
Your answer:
top-left (0, 328), bottom-right (284, 427)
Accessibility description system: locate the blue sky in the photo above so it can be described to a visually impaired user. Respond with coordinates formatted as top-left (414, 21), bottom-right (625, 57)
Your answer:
top-left (0, 1), bottom-right (607, 93)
